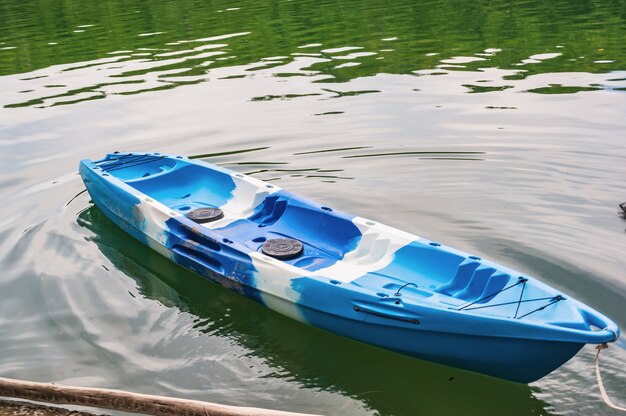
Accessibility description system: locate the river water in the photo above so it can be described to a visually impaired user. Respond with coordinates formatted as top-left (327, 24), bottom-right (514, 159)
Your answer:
top-left (1, 0), bottom-right (625, 415)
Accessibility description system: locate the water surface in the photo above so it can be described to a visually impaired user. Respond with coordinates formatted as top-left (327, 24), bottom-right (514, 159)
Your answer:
top-left (1, 0), bottom-right (626, 415)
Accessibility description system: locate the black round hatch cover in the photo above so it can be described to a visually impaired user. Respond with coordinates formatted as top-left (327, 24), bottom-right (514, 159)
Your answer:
top-left (186, 207), bottom-right (224, 223)
top-left (261, 238), bottom-right (304, 260)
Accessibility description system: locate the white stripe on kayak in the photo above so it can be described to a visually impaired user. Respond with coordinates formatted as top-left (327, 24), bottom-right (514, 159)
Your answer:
top-left (250, 251), bottom-right (312, 323)
top-left (314, 217), bottom-right (419, 283)
top-left (204, 173), bottom-right (281, 230)
top-left (135, 196), bottom-right (180, 261)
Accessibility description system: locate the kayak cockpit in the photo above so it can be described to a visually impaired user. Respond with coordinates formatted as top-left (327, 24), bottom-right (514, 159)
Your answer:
top-left (95, 152), bottom-right (363, 268)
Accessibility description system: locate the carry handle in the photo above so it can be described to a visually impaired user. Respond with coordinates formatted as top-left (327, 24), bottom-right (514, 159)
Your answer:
top-left (580, 307), bottom-right (620, 342)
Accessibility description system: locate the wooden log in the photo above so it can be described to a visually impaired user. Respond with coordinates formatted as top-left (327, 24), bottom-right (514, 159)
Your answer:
top-left (0, 398), bottom-right (107, 415)
top-left (0, 377), bottom-right (319, 416)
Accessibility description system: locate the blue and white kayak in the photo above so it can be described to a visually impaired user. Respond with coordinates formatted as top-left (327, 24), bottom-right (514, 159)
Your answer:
top-left (79, 152), bottom-right (620, 383)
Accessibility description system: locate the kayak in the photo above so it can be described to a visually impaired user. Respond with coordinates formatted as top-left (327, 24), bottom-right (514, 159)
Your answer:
top-left (79, 152), bottom-right (620, 383)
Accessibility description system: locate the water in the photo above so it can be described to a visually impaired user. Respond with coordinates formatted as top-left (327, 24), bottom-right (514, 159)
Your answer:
top-left (1, 0), bottom-right (625, 414)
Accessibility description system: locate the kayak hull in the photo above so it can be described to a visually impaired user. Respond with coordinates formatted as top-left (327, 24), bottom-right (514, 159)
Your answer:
top-left (299, 303), bottom-right (584, 383)
top-left (79, 152), bottom-right (619, 383)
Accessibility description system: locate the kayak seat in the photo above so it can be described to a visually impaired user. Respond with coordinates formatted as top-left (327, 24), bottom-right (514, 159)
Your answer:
top-left (356, 242), bottom-right (465, 289)
top-left (247, 196), bottom-right (361, 262)
top-left (127, 164), bottom-right (237, 209)
top-left (454, 266), bottom-right (497, 301)
top-left (474, 273), bottom-right (511, 304)
top-left (249, 195), bottom-right (287, 226)
top-left (347, 233), bottom-right (393, 266)
top-left (436, 260), bottom-right (480, 295)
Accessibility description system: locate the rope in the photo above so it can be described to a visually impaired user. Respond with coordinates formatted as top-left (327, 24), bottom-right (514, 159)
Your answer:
top-left (458, 277), bottom-right (525, 311)
top-left (595, 343), bottom-right (626, 412)
top-left (515, 295), bottom-right (562, 319)
top-left (461, 296), bottom-right (555, 312)
top-left (513, 279), bottom-right (526, 318)
top-left (456, 276), bottom-right (563, 320)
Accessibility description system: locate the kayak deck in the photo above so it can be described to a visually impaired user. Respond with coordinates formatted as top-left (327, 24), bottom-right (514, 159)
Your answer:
top-left (100, 153), bottom-right (577, 321)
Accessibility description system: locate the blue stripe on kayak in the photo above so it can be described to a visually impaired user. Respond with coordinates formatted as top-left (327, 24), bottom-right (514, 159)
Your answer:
top-left (215, 189), bottom-right (362, 270)
top-left (164, 216), bottom-right (264, 303)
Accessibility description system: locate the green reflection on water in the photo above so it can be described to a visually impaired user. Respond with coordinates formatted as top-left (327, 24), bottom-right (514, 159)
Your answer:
top-left (1, 0), bottom-right (625, 107)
